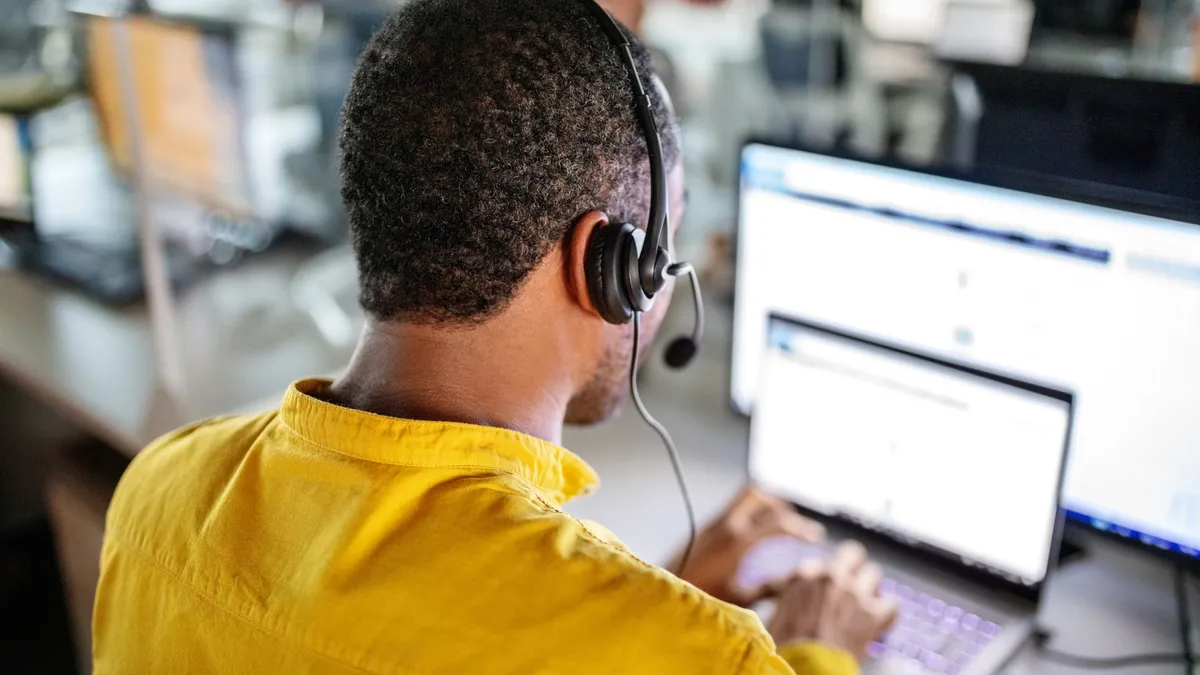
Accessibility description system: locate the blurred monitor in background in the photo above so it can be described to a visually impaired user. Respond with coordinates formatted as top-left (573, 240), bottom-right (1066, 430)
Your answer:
top-left (863, 0), bottom-right (1034, 63)
top-left (86, 15), bottom-right (251, 218)
top-left (935, 1), bottom-right (1034, 65)
top-left (947, 61), bottom-right (1200, 212)
top-left (10, 16), bottom-right (259, 305)
top-left (862, 0), bottom-right (950, 44)
top-left (1032, 0), bottom-right (1142, 39)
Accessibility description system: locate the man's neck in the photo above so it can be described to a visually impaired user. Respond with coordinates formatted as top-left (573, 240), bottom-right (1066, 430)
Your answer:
top-left (327, 317), bottom-right (576, 446)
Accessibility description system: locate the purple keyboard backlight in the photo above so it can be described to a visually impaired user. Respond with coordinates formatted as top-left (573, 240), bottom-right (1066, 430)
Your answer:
top-left (874, 584), bottom-right (1003, 675)
top-left (738, 537), bottom-right (1004, 675)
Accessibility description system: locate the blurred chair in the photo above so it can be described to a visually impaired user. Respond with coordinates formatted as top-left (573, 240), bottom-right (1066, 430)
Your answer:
top-left (46, 439), bottom-right (129, 675)
top-left (0, 379), bottom-right (101, 673)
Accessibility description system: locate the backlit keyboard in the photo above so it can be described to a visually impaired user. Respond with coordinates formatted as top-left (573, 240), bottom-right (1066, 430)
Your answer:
top-left (736, 537), bottom-right (1004, 675)
top-left (871, 578), bottom-right (1003, 675)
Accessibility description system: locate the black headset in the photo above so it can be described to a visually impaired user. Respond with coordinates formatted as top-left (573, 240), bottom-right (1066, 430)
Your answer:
top-left (576, 0), bottom-right (704, 371)
top-left (576, 0), bottom-right (703, 570)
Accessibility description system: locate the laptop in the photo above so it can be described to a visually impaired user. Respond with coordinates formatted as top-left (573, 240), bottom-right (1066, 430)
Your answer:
top-left (739, 314), bottom-right (1074, 675)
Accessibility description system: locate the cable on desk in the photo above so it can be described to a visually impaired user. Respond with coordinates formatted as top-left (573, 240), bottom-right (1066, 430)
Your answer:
top-left (1033, 565), bottom-right (1195, 672)
top-left (1037, 651), bottom-right (1188, 670)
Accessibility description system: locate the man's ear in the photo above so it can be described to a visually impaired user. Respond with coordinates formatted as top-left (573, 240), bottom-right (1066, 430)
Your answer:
top-left (565, 210), bottom-right (609, 317)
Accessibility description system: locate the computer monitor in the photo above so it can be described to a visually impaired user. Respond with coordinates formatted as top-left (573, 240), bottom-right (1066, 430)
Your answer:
top-left (934, 1), bottom-right (1034, 66)
top-left (947, 62), bottom-right (1200, 211)
top-left (864, 0), bottom-right (1034, 63)
top-left (733, 141), bottom-right (1200, 564)
top-left (1032, 0), bottom-right (1141, 39)
top-left (751, 315), bottom-right (1073, 588)
top-left (861, 0), bottom-right (951, 45)
top-left (86, 15), bottom-right (250, 216)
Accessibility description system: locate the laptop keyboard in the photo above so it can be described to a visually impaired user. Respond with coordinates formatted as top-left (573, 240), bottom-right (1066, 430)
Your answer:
top-left (736, 537), bottom-right (1004, 675)
top-left (870, 578), bottom-right (1003, 675)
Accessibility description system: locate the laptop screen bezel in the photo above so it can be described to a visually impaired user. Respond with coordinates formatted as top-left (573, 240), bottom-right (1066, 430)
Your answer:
top-left (749, 313), bottom-right (1075, 604)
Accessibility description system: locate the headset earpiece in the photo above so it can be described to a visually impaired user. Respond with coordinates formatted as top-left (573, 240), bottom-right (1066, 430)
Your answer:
top-left (585, 222), bottom-right (634, 325)
top-left (585, 221), bottom-right (654, 326)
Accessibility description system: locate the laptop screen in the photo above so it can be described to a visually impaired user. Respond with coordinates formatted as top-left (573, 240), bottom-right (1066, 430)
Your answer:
top-left (750, 315), bottom-right (1073, 589)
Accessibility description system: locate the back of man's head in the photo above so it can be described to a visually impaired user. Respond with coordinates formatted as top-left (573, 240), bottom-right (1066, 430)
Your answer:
top-left (339, 0), bottom-right (681, 326)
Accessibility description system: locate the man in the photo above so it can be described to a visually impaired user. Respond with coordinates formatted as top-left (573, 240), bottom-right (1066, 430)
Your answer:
top-left (93, 0), bottom-right (895, 672)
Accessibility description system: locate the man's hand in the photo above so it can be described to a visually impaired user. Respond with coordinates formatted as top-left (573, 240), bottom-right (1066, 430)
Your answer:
top-left (670, 487), bottom-right (825, 606)
top-left (769, 542), bottom-right (898, 660)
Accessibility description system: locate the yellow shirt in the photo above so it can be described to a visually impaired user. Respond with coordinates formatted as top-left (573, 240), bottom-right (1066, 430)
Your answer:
top-left (94, 379), bottom-right (857, 675)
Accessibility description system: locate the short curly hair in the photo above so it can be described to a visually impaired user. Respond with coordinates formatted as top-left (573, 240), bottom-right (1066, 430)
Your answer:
top-left (339, 0), bottom-right (681, 324)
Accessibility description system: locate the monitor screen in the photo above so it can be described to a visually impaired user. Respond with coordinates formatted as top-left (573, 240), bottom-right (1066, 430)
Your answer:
top-left (733, 142), bottom-right (1200, 562)
top-left (863, 0), bottom-right (1033, 57)
top-left (750, 316), bottom-right (1072, 587)
top-left (1032, 0), bottom-right (1141, 39)
top-left (86, 15), bottom-right (249, 215)
top-left (861, 0), bottom-right (949, 45)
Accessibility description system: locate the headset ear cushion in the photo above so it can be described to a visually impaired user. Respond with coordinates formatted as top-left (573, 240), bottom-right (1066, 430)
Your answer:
top-left (585, 222), bottom-right (636, 325)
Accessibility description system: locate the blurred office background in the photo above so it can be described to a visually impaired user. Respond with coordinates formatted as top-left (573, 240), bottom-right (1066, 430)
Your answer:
top-left (0, 0), bottom-right (1197, 672)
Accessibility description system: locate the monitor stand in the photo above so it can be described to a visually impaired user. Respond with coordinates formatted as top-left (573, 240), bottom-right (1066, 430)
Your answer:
top-left (1057, 533), bottom-right (1089, 568)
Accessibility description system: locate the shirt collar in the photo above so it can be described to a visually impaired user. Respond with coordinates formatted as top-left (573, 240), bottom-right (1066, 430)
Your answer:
top-left (280, 379), bottom-right (599, 505)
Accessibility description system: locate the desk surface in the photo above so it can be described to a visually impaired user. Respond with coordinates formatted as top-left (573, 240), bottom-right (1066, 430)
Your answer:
top-left (0, 259), bottom-right (1192, 672)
